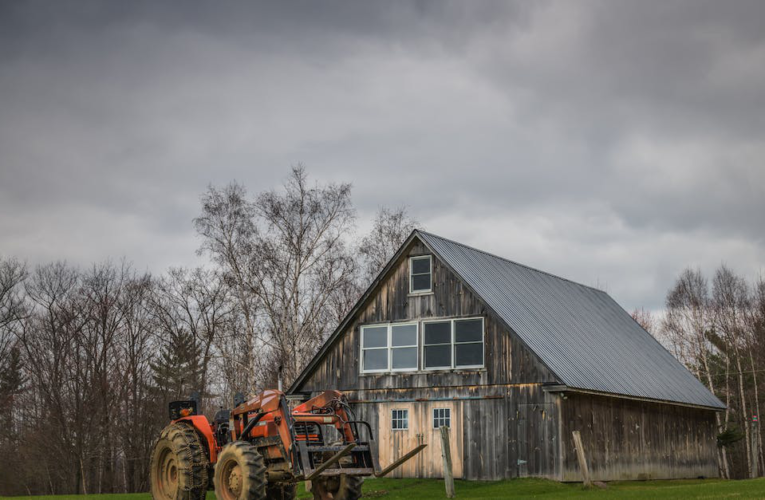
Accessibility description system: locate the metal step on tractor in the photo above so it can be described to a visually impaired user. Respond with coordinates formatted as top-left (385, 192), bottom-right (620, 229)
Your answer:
top-left (150, 389), bottom-right (426, 500)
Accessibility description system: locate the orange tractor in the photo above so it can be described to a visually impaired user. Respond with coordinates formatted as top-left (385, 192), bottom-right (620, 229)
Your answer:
top-left (150, 389), bottom-right (425, 500)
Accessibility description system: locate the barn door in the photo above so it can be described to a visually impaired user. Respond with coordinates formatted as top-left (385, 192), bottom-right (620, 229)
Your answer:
top-left (377, 402), bottom-right (421, 478)
top-left (421, 401), bottom-right (464, 479)
top-left (376, 401), bottom-right (463, 478)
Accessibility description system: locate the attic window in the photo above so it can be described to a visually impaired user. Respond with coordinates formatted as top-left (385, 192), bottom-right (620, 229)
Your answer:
top-left (410, 255), bottom-right (432, 293)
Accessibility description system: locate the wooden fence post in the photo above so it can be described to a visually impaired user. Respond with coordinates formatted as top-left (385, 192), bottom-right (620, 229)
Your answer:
top-left (440, 426), bottom-right (456, 498)
top-left (572, 430), bottom-right (591, 487)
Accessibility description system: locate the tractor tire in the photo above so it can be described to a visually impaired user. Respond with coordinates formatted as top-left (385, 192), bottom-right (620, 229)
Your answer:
top-left (311, 475), bottom-right (363, 500)
top-left (150, 423), bottom-right (209, 500)
top-left (266, 483), bottom-right (297, 500)
top-left (214, 441), bottom-right (267, 500)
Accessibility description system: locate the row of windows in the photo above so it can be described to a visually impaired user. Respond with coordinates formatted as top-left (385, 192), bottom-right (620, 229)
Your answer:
top-left (391, 408), bottom-right (451, 430)
top-left (360, 317), bottom-right (484, 373)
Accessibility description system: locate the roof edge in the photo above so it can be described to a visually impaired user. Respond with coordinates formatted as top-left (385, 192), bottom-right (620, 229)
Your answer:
top-left (543, 384), bottom-right (726, 411)
top-left (417, 230), bottom-right (606, 294)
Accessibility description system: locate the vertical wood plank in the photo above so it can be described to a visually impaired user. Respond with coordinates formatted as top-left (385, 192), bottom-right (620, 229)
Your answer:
top-left (441, 426), bottom-right (456, 498)
top-left (572, 430), bottom-right (591, 486)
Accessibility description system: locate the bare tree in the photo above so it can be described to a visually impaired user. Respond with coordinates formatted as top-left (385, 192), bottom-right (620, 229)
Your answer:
top-left (0, 258), bottom-right (27, 493)
top-left (630, 307), bottom-right (655, 335)
top-left (663, 268), bottom-right (731, 477)
top-left (358, 206), bottom-right (419, 284)
top-left (152, 267), bottom-right (232, 410)
top-left (194, 167), bottom-right (359, 390)
top-left (114, 271), bottom-right (158, 492)
top-left (0, 257), bottom-right (27, 364)
top-left (20, 262), bottom-right (89, 493)
top-left (713, 265), bottom-right (754, 476)
top-left (194, 182), bottom-right (260, 393)
top-left (251, 166), bottom-right (357, 387)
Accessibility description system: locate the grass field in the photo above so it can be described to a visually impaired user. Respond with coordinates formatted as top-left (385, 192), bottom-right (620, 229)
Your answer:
top-left (5, 477), bottom-right (765, 499)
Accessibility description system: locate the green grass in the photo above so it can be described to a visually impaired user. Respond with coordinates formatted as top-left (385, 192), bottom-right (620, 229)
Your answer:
top-left (5, 477), bottom-right (765, 500)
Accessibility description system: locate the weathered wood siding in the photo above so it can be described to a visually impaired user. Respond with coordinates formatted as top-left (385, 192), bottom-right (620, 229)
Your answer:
top-left (342, 385), bottom-right (561, 480)
top-left (295, 239), bottom-right (561, 479)
top-left (298, 239), bottom-right (557, 393)
top-left (560, 392), bottom-right (719, 481)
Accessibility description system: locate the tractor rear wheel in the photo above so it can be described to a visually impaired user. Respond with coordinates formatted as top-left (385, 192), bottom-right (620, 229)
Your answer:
top-left (267, 483), bottom-right (297, 500)
top-left (150, 423), bottom-right (209, 500)
top-left (312, 475), bottom-right (363, 500)
top-left (214, 441), bottom-right (267, 500)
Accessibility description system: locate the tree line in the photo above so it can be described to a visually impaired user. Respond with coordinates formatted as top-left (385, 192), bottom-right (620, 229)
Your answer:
top-left (0, 167), bottom-right (417, 494)
top-left (634, 266), bottom-right (765, 479)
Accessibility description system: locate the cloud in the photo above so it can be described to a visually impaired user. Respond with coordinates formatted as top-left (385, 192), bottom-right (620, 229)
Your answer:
top-left (0, 0), bottom-right (763, 312)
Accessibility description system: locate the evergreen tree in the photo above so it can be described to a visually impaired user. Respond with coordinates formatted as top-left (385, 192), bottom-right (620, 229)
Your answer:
top-left (150, 328), bottom-right (203, 401)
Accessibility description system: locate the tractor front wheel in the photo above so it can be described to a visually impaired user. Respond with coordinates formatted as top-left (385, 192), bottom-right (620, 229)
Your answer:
top-left (149, 423), bottom-right (209, 500)
top-left (312, 475), bottom-right (363, 500)
top-left (214, 441), bottom-right (267, 500)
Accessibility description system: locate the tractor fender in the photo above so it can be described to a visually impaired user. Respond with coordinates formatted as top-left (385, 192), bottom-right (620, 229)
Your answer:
top-left (175, 415), bottom-right (218, 463)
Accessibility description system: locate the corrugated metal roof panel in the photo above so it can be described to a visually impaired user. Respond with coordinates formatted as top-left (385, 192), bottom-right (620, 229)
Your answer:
top-left (418, 230), bottom-right (725, 409)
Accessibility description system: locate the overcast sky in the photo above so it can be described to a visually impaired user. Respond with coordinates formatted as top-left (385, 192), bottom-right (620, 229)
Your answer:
top-left (1, 0), bottom-right (764, 311)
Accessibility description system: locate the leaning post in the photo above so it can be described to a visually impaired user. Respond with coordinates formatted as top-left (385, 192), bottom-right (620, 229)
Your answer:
top-left (440, 426), bottom-right (456, 498)
top-left (572, 430), bottom-right (592, 486)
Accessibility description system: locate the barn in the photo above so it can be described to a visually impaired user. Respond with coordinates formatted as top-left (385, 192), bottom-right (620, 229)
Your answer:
top-left (287, 230), bottom-right (725, 481)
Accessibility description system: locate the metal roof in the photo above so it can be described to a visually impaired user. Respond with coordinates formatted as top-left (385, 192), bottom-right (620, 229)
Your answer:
top-left (418, 230), bottom-right (725, 409)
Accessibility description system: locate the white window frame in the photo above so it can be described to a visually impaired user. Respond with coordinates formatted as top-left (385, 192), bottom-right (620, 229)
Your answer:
top-left (453, 317), bottom-right (485, 369)
top-left (421, 319), bottom-right (453, 371)
top-left (422, 317), bottom-right (485, 371)
top-left (433, 408), bottom-right (451, 429)
top-left (391, 408), bottom-right (409, 431)
top-left (360, 322), bottom-right (419, 374)
top-left (390, 322), bottom-right (419, 373)
top-left (409, 255), bottom-right (433, 294)
top-left (360, 324), bottom-right (390, 374)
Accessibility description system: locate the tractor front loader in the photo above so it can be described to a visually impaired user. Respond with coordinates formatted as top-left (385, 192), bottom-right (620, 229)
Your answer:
top-left (150, 389), bottom-right (426, 500)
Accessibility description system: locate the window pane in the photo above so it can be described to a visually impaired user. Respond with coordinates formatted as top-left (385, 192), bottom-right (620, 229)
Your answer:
top-left (412, 274), bottom-right (431, 292)
top-left (363, 349), bottom-right (388, 371)
top-left (424, 344), bottom-right (451, 368)
top-left (433, 408), bottom-right (451, 428)
top-left (392, 409), bottom-right (408, 430)
top-left (362, 326), bottom-right (387, 348)
top-left (455, 319), bottom-right (483, 343)
top-left (411, 257), bottom-right (431, 274)
top-left (455, 342), bottom-right (483, 367)
top-left (392, 347), bottom-right (417, 370)
top-left (424, 322), bottom-right (451, 345)
top-left (392, 324), bottom-right (417, 346)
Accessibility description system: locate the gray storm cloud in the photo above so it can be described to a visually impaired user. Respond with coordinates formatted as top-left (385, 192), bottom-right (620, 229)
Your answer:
top-left (0, 0), bottom-right (763, 311)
